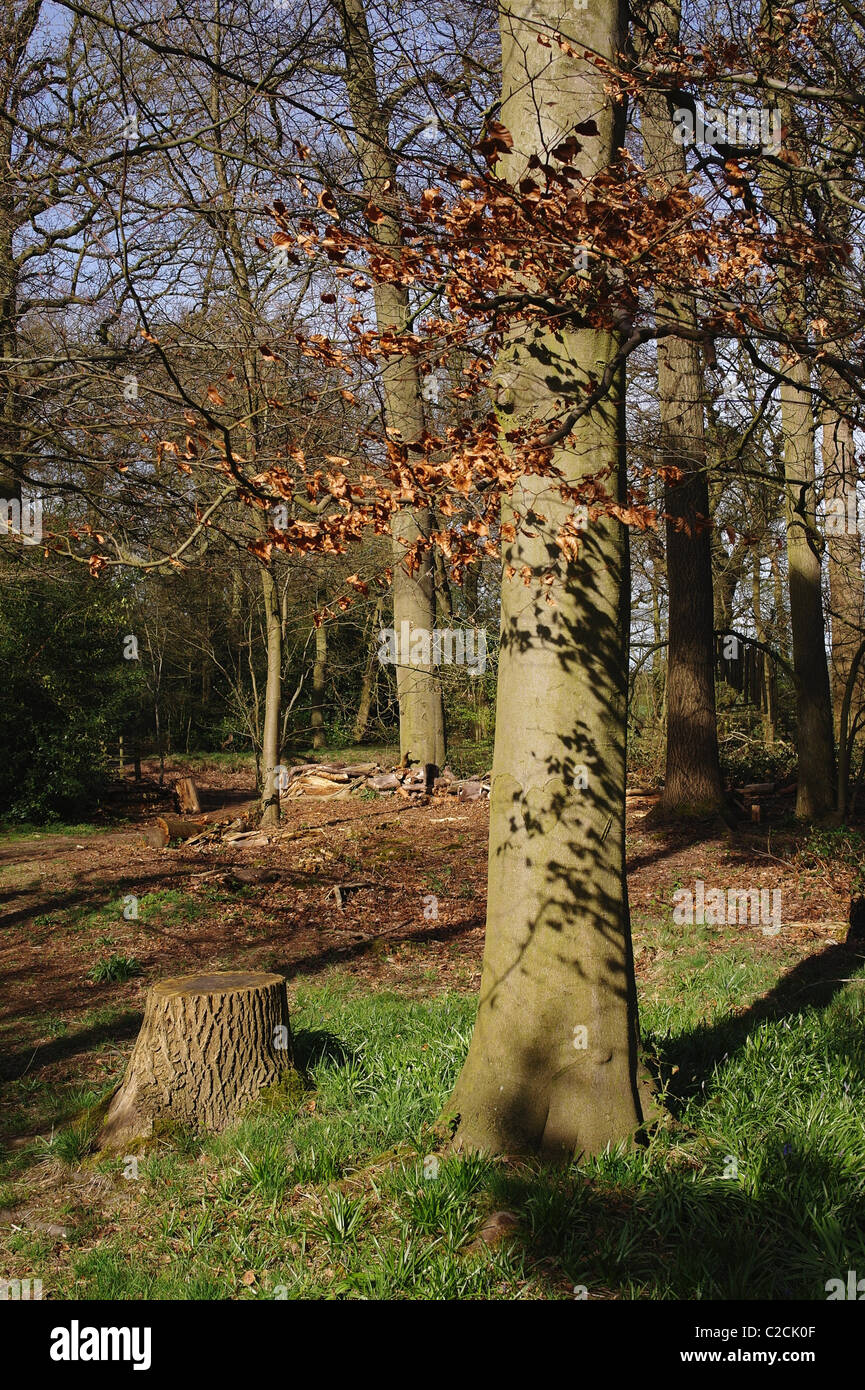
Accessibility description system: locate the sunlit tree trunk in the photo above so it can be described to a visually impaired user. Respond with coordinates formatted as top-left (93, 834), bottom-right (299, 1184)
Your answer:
top-left (311, 621), bottom-right (327, 751)
top-left (443, 0), bottom-right (651, 1160)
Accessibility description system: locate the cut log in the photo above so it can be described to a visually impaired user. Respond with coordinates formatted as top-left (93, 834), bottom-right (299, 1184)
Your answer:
top-left (98, 970), bottom-right (294, 1151)
top-left (154, 814), bottom-right (207, 844)
top-left (176, 777), bottom-right (201, 813)
top-left (222, 830), bottom-right (269, 847)
top-left (368, 772), bottom-right (400, 791)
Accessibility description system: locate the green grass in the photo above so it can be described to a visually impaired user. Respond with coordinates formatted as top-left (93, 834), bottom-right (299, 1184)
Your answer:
top-left (30, 888), bottom-right (221, 939)
top-left (86, 954), bottom-right (142, 984)
top-left (0, 821), bottom-right (103, 842)
top-left (3, 952), bottom-right (863, 1301)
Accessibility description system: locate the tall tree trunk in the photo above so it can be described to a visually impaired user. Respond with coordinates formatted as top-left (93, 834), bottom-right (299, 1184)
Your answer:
top-left (443, 0), bottom-right (650, 1160)
top-left (779, 356), bottom-right (836, 816)
top-left (752, 557), bottom-right (777, 744)
top-left (760, 79), bottom-right (836, 818)
top-left (259, 541), bottom-right (283, 828)
top-left (311, 620), bottom-right (327, 751)
top-left (639, 15), bottom-right (725, 818)
top-left (433, 542), bottom-right (454, 623)
top-left (337, 0), bottom-right (445, 768)
top-left (353, 597), bottom-right (382, 743)
top-left (463, 560), bottom-right (481, 624)
top-left (206, 47), bottom-right (285, 826)
top-left (822, 392), bottom-right (864, 741)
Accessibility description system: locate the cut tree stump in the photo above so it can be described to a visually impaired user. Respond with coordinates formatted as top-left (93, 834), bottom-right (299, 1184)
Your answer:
top-left (176, 777), bottom-right (201, 813)
top-left (98, 970), bottom-right (294, 1151)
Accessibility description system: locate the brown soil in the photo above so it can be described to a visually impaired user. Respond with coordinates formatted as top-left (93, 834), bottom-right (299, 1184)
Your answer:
top-left (0, 768), bottom-right (856, 1143)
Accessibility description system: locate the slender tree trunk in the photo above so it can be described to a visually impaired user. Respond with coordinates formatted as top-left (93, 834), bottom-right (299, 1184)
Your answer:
top-left (760, 82), bottom-right (836, 818)
top-left (259, 547), bottom-right (283, 828)
top-left (463, 560), bottom-right (481, 624)
top-left (337, 0), bottom-right (445, 768)
top-left (778, 358), bottom-right (836, 816)
top-left (752, 557), bottom-right (777, 744)
top-left (639, 34), bottom-right (724, 818)
top-left (433, 542), bottom-right (454, 624)
top-left (443, 0), bottom-right (650, 1160)
top-left (822, 387), bottom-right (864, 737)
top-left (311, 621), bottom-right (327, 751)
top-left (353, 598), bottom-right (382, 743)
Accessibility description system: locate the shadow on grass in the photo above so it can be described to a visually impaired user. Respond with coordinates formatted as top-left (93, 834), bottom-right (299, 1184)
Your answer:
top-left (277, 913), bottom-right (485, 981)
top-left (661, 941), bottom-right (864, 1110)
top-left (477, 1146), bottom-right (864, 1300)
top-left (0, 1009), bottom-right (143, 1082)
top-left (291, 1028), bottom-right (354, 1072)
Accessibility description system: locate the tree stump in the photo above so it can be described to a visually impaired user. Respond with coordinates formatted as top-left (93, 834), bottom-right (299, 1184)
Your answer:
top-left (98, 971), bottom-right (293, 1151)
top-left (176, 777), bottom-right (201, 813)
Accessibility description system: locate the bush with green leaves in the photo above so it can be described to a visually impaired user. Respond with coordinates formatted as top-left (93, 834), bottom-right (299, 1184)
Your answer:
top-left (0, 560), bottom-right (141, 821)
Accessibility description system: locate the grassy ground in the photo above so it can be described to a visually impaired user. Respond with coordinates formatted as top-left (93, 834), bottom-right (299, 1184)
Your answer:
top-left (2, 775), bottom-right (863, 1300)
top-left (2, 937), bottom-right (864, 1301)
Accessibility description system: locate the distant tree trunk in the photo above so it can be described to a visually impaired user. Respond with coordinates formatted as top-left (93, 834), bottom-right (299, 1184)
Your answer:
top-left (259, 532), bottom-right (282, 827)
top-left (443, 0), bottom-right (652, 1160)
top-left (353, 598), bottom-right (382, 743)
top-left (752, 558), bottom-right (777, 744)
top-left (311, 621), bottom-right (327, 751)
top-left (337, 0), bottom-right (445, 769)
top-left (778, 356), bottom-right (836, 816)
top-left (639, 25), bottom-right (725, 819)
top-left (711, 521), bottom-right (750, 636)
top-left (761, 85), bottom-right (836, 818)
top-left (433, 543), bottom-right (454, 624)
top-left (463, 560), bottom-right (481, 624)
top-left (822, 388), bottom-right (865, 737)
top-left (650, 567), bottom-right (665, 715)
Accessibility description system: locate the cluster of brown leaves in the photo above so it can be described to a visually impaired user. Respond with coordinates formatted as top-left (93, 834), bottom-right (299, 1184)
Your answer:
top-left (128, 73), bottom-right (851, 609)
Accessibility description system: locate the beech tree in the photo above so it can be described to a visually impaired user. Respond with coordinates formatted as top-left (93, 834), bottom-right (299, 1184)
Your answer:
top-left (334, 0), bottom-right (448, 769)
top-left (635, 0), bottom-right (726, 823)
top-left (760, 94), bottom-right (837, 819)
top-left (439, 0), bottom-right (654, 1159)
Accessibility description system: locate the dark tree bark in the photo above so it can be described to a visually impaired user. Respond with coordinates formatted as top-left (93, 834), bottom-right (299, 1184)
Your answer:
top-left (638, 0), bottom-right (725, 820)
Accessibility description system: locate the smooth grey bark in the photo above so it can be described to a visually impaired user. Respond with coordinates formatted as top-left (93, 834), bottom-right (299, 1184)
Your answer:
top-left (443, 0), bottom-right (651, 1160)
top-left (760, 85), bottom-right (836, 818)
top-left (337, 0), bottom-right (445, 768)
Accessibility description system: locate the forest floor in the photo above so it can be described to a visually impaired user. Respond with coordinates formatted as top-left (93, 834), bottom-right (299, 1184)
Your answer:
top-left (1, 754), bottom-right (864, 1298)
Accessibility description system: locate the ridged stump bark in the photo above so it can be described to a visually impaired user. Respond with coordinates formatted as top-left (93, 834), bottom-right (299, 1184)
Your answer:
top-left (98, 971), bottom-right (293, 1151)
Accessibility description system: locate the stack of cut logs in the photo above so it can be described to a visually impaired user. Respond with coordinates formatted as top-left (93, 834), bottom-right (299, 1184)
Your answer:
top-left (280, 760), bottom-right (491, 803)
top-left (278, 761), bottom-right (378, 800)
top-left (142, 762), bottom-right (491, 850)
